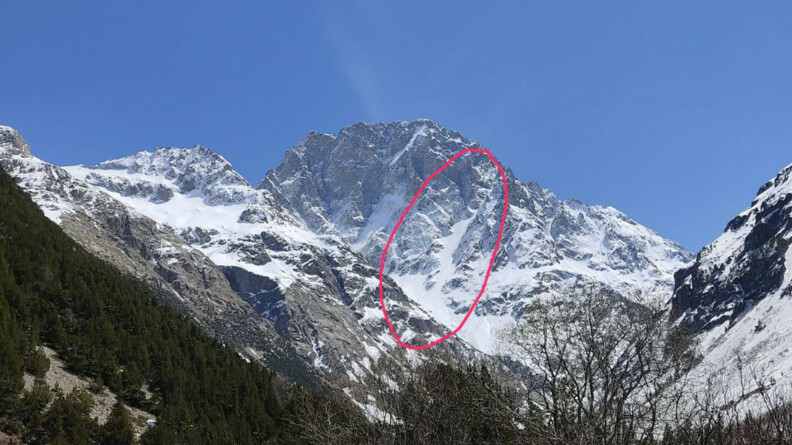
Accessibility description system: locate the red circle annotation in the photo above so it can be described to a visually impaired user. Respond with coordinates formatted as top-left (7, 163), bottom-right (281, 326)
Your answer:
top-left (378, 148), bottom-right (509, 350)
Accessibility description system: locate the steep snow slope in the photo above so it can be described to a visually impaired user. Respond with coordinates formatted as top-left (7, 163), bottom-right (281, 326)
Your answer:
top-left (671, 163), bottom-right (792, 401)
top-left (262, 120), bottom-right (693, 352)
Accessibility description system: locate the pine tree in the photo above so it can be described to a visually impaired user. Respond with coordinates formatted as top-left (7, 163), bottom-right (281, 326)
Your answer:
top-left (100, 399), bottom-right (135, 445)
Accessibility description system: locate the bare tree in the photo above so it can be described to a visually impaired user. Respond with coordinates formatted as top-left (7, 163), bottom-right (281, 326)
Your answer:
top-left (289, 352), bottom-right (528, 445)
top-left (286, 387), bottom-right (378, 444)
top-left (504, 285), bottom-right (696, 445)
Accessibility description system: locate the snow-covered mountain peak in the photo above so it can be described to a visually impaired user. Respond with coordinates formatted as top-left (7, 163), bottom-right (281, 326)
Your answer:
top-left (265, 120), bottom-right (477, 184)
top-left (52, 144), bottom-right (262, 211)
top-left (94, 145), bottom-right (250, 193)
top-left (0, 125), bottom-right (32, 157)
top-left (260, 120), bottom-right (486, 237)
top-left (261, 119), bottom-right (692, 352)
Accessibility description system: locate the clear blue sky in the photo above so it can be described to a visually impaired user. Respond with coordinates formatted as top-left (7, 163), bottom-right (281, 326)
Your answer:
top-left (1, 1), bottom-right (790, 251)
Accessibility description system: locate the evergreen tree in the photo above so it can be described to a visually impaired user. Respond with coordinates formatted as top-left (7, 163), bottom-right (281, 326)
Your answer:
top-left (99, 400), bottom-right (135, 445)
top-left (41, 390), bottom-right (96, 445)
top-left (18, 380), bottom-right (52, 443)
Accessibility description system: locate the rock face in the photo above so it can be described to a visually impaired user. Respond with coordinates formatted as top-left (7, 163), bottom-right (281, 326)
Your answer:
top-left (670, 163), bottom-right (792, 395)
top-left (0, 125), bottom-right (31, 156)
top-left (92, 146), bottom-right (252, 205)
top-left (262, 120), bottom-right (693, 351)
top-left (671, 165), bottom-right (792, 332)
top-left (0, 121), bottom-right (692, 401)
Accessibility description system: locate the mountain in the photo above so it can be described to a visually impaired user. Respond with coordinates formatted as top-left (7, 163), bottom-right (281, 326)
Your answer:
top-left (671, 162), bottom-right (792, 392)
top-left (261, 120), bottom-right (693, 351)
top-left (0, 125), bottom-right (473, 404)
top-left (1, 121), bottom-right (692, 398)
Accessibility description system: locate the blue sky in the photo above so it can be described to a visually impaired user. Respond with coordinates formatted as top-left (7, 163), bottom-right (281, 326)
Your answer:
top-left (1, 1), bottom-right (790, 251)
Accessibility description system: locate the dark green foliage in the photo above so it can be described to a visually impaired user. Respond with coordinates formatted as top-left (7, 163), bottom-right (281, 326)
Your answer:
top-left (99, 400), bottom-right (135, 445)
top-left (0, 169), bottom-right (289, 443)
top-left (0, 277), bottom-right (25, 413)
top-left (25, 349), bottom-right (50, 378)
top-left (17, 381), bottom-right (52, 443)
top-left (39, 390), bottom-right (97, 445)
